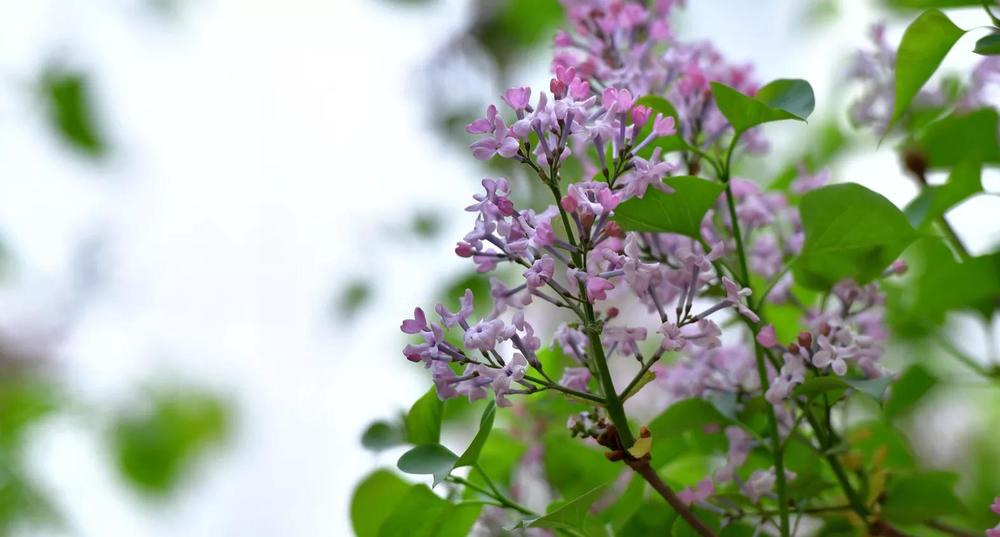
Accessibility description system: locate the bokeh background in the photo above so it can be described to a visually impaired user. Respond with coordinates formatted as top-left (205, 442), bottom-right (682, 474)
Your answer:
top-left (0, 0), bottom-right (997, 535)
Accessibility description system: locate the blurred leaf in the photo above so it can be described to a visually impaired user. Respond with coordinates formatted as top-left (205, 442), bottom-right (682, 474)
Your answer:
top-left (890, 10), bottom-right (965, 128)
top-left (882, 471), bottom-right (965, 524)
top-left (40, 69), bottom-right (106, 158)
top-left (454, 400), bottom-right (495, 468)
top-left (475, 0), bottom-right (563, 67)
top-left (847, 420), bottom-right (916, 470)
top-left (396, 443), bottom-right (458, 485)
top-left (439, 271), bottom-right (491, 319)
top-left (351, 469), bottom-right (411, 537)
top-left (361, 419), bottom-right (407, 452)
top-left (0, 461), bottom-right (59, 533)
top-left (612, 176), bottom-right (724, 238)
top-left (377, 484), bottom-right (481, 537)
top-left (405, 387), bottom-right (443, 445)
top-left (110, 387), bottom-right (229, 496)
top-left (543, 432), bottom-right (621, 499)
top-left (617, 499), bottom-right (677, 536)
top-left (794, 183), bottom-right (918, 290)
top-left (794, 376), bottom-right (892, 403)
top-left (913, 108), bottom-right (1000, 168)
top-left (899, 239), bottom-right (1000, 323)
top-left (884, 364), bottom-right (937, 419)
top-left (468, 429), bottom-right (525, 489)
top-left (904, 159), bottom-right (982, 229)
top-left (974, 32), bottom-right (1000, 55)
top-left (711, 79), bottom-right (815, 134)
top-left (410, 211), bottom-right (442, 239)
top-left (0, 375), bottom-right (58, 451)
top-left (528, 485), bottom-right (609, 536)
top-left (648, 398), bottom-right (730, 464)
top-left (334, 279), bottom-right (372, 320)
top-left (671, 507), bottom-right (721, 537)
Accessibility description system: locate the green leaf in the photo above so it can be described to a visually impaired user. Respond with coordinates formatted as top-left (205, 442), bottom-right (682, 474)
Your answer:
top-left (529, 485), bottom-right (608, 534)
top-left (891, 10), bottom-right (965, 127)
top-left (671, 507), bottom-right (721, 537)
top-left (361, 420), bottom-right (407, 452)
top-left (397, 444), bottom-right (458, 486)
top-left (454, 400), bottom-right (496, 468)
top-left (334, 279), bottom-right (372, 320)
top-left (612, 176), bottom-right (724, 238)
top-left (40, 69), bottom-right (107, 158)
top-left (617, 499), bottom-right (677, 536)
top-left (405, 388), bottom-right (443, 445)
top-left (351, 470), bottom-right (411, 537)
top-left (793, 377), bottom-right (848, 399)
top-left (882, 471), bottom-right (965, 524)
top-left (110, 387), bottom-right (229, 496)
top-left (913, 108), bottom-right (1000, 168)
top-left (648, 399), bottom-right (729, 464)
top-left (904, 158), bottom-right (982, 229)
top-left (885, 364), bottom-right (938, 419)
top-left (848, 420), bottom-right (917, 470)
top-left (710, 79), bottom-right (814, 134)
top-left (794, 183), bottom-right (918, 290)
top-left (898, 239), bottom-right (1000, 322)
top-left (974, 32), bottom-right (1000, 55)
top-left (793, 376), bottom-right (892, 403)
top-left (842, 376), bottom-right (894, 402)
top-left (543, 433), bottom-right (622, 499)
top-left (377, 484), bottom-right (481, 537)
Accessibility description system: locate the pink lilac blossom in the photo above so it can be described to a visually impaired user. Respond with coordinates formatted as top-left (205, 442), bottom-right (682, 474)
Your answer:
top-left (400, 0), bottom-right (901, 495)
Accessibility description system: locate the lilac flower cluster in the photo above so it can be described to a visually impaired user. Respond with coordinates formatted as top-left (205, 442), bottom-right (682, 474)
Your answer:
top-left (399, 0), bottom-right (905, 519)
top-left (552, 0), bottom-right (767, 155)
top-left (849, 23), bottom-right (1000, 130)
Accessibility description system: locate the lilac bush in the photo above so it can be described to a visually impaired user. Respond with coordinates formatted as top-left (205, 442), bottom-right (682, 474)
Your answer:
top-left (356, 2), bottom-right (1000, 536)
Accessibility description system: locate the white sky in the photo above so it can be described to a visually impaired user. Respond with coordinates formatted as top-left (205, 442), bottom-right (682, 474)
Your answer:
top-left (0, 0), bottom-right (997, 535)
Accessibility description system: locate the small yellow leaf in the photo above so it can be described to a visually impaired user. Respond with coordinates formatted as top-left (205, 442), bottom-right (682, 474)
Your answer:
top-left (627, 437), bottom-right (652, 459)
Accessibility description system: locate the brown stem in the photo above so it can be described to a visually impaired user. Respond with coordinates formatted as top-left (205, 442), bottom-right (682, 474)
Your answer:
top-left (627, 459), bottom-right (717, 537)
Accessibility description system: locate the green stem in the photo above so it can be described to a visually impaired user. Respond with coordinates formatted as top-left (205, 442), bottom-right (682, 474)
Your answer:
top-left (447, 474), bottom-right (534, 517)
top-left (721, 160), bottom-right (789, 537)
top-left (717, 139), bottom-right (790, 535)
top-left (523, 374), bottom-right (607, 404)
top-left (722, 184), bottom-right (752, 288)
top-left (619, 353), bottom-right (661, 400)
top-left (752, 341), bottom-right (792, 537)
top-left (584, 300), bottom-right (635, 447)
top-left (545, 178), bottom-right (633, 447)
top-left (802, 410), bottom-right (870, 518)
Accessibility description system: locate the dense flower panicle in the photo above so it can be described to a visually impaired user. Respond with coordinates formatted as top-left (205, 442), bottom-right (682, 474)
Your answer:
top-left (847, 23), bottom-right (897, 131)
top-left (397, 0), bottom-right (910, 520)
top-left (848, 22), bottom-right (999, 131)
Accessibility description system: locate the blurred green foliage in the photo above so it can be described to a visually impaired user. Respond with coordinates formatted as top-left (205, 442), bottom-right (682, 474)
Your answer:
top-left (40, 69), bottom-right (107, 159)
top-left (335, 279), bottom-right (373, 321)
top-left (109, 387), bottom-right (229, 496)
top-left (0, 373), bottom-right (61, 534)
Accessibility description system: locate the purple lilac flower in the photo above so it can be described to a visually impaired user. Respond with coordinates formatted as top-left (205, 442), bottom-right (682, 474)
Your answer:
top-left (678, 478), bottom-right (714, 505)
top-left (560, 367), bottom-right (592, 391)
